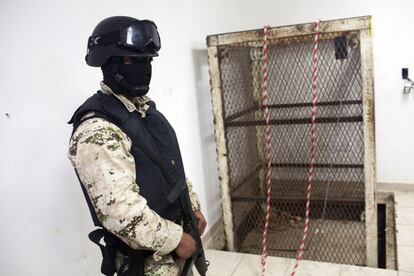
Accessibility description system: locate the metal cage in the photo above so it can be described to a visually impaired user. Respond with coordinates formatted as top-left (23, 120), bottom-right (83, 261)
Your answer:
top-left (207, 16), bottom-right (377, 266)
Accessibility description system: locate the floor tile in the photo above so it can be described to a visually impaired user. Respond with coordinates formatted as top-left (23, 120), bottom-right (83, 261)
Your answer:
top-left (283, 259), bottom-right (341, 276)
top-left (395, 208), bottom-right (414, 226)
top-left (377, 269), bottom-right (399, 276)
top-left (396, 225), bottom-right (414, 246)
top-left (394, 192), bottom-right (414, 208)
top-left (392, 184), bottom-right (414, 193)
top-left (377, 183), bottom-right (395, 193)
top-left (231, 254), bottom-right (292, 276)
top-left (398, 245), bottom-right (414, 272)
top-left (338, 264), bottom-right (397, 275)
top-left (195, 250), bottom-right (400, 276)
top-left (193, 249), bottom-right (245, 276)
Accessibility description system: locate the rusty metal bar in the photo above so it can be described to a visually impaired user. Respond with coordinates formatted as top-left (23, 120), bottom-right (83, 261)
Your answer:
top-left (270, 163), bottom-right (363, 169)
top-left (225, 100), bottom-right (363, 122)
top-left (207, 16), bottom-right (371, 47)
top-left (226, 106), bottom-right (257, 122)
top-left (232, 197), bottom-right (364, 222)
top-left (232, 196), bottom-right (365, 206)
top-left (207, 45), bottom-right (236, 251)
top-left (267, 100), bottom-right (362, 109)
top-left (225, 116), bottom-right (363, 127)
top-left (360, 27), bottom-right (378, 267)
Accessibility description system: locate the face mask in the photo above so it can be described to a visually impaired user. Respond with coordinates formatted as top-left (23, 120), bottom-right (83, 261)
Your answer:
top-left (117, 58), bottom-right (152, 97)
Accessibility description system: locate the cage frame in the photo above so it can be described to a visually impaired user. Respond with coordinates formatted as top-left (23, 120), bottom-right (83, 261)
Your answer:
top-left (206, 15), bottom-right (377, 267)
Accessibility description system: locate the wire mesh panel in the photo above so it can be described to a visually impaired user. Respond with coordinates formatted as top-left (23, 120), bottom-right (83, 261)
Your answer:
top-left (207, 17), bottom-right (376, 266)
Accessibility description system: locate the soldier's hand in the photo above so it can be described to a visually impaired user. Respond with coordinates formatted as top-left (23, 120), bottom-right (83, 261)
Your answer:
top-left (194, 210), bottom-right (207, 236)
top-left (175, 232), bottom-right (196, 260)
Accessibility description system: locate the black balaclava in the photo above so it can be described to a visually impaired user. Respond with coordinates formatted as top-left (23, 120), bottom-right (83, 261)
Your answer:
top-left (102, 56), bottom-right (152, 97)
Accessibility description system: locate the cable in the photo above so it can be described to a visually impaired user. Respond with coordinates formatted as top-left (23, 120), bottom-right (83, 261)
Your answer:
top-left (290, 19), bottom-right (320, 276)
top-left (312, 57), bottom-right (348, 258)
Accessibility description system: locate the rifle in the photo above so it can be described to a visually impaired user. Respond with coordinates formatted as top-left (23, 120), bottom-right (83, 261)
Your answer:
top-left (179, 189), bottom-right (209, 276)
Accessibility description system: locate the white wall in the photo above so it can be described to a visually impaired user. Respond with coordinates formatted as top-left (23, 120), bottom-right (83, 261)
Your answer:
top-left (235, 0), bottom-right (414, 184)
top-left (0, 1), bottom-right (241, 275)
top-left (1, 0), bottom-right (414, 275)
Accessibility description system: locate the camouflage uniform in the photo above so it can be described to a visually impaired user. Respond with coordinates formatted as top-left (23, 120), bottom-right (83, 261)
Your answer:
top-left (68, 83), bottom-right (200, 276)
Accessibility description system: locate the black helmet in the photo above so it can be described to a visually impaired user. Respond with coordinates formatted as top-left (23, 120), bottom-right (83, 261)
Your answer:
top-left (86, 16), bottom-right (161, 67)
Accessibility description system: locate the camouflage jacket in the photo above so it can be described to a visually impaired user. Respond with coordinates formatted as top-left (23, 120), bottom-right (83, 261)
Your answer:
top-left (68, 83), bottom-right (200, 275)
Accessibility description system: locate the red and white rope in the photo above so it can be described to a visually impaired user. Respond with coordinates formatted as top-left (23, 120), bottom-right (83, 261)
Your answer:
top-left (261, 24), bottom-right (272, 276)
top-left (290, 19), bottom-right (320, 276)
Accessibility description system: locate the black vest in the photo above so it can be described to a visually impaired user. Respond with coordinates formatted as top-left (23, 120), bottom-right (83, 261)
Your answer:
top-left (69, 91), bottom-right (188, 223)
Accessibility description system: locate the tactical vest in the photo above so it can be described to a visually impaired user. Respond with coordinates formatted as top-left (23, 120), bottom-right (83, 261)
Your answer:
top-left (69, 91), bottom-right (190, 275)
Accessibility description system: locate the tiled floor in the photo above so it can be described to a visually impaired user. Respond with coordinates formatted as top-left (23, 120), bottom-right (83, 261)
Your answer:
top-left (193, 184), bottom-right (414, 275)
top-left (394, 188), bottom-right (414, 273)
top-left (194, 249), bottom-right (405, 275)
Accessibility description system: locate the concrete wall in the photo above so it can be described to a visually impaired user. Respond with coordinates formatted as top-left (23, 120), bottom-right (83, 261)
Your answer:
top-left (0, 0), bottom-right (413, 275)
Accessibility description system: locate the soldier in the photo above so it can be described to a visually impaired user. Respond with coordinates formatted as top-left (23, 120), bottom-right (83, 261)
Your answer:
top-left (68, 16), bottom-right (207, 276)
